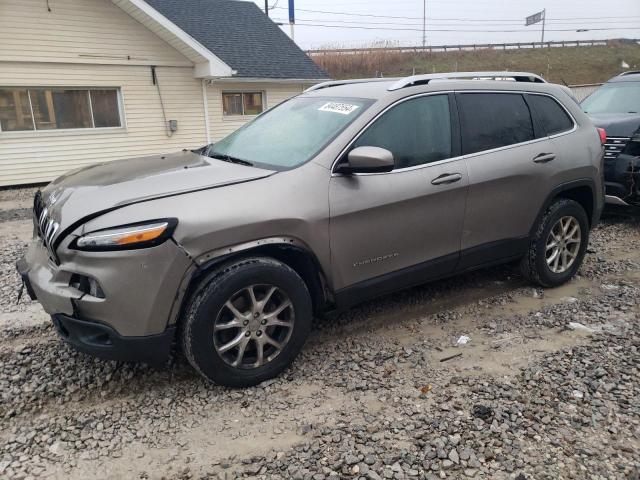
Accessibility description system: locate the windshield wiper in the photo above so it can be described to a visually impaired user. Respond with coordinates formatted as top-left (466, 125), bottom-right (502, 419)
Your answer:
top-left (208, 152), bottom-right (254, 167)
top-left (191, 146), bottom-right (208, 155)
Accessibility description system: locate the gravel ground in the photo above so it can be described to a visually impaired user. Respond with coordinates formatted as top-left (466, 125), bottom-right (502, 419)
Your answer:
top-left (0, 187), bottom-right (639, 480)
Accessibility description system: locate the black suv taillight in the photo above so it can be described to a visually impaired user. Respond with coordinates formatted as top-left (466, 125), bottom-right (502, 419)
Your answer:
top-left (597, 127), bottom-right (607, 145)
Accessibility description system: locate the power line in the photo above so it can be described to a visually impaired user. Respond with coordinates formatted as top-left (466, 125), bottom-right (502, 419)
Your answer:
top-left (545, 17), bottom-right (640, 22)
top-left (271, 17), bottom-right (640, 27)
top-left (272, 6), bottom-right (640, 23)
top-left (271, 22), bottom-right (640, 33)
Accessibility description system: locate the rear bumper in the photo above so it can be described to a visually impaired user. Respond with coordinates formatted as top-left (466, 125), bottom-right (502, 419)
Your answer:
top-left (51, 313), bottom-right (175, 365)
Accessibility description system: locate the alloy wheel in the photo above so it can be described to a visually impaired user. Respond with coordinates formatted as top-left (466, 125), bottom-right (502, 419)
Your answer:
top-left (213, 284), bottom-right (295, 369)
top-left (545, 216), bottom-right (582, 274)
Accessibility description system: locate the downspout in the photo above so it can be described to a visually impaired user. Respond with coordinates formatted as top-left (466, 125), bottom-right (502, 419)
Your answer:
top-left (201, 79), bottom-right (212, 144)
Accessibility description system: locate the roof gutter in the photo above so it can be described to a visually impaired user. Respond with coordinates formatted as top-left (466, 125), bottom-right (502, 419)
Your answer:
top-left (205, 77), bottom-right (330, 85)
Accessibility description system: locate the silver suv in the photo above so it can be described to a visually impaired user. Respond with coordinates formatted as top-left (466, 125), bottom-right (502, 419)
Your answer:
top-left (17, 72), bottom-right (604, 387)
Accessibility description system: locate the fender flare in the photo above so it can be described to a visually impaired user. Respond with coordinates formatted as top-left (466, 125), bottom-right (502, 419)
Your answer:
top-left (193, 236), bottom-right (312, 268)
top-left (167, 237), bottom-right (330, 327)
top-left (529, 178), bottom-right (600, 237)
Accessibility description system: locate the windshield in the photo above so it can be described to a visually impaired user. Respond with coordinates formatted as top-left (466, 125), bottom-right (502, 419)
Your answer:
top-left (582, 82), bottom-right (640, 114)
top-left (207, 96), bottom-right (373, 170)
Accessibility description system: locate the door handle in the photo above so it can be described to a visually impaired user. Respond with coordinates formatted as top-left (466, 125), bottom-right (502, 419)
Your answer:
top-left (533, 153), bottom-right (556, 163)
top-left (431, 173), bottom-right (462, 185)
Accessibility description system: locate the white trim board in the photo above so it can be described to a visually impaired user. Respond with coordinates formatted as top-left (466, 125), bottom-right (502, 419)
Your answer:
top-left (112, 0), bottom-right (235, 78)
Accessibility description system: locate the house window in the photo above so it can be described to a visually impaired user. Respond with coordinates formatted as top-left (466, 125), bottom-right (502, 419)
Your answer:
top-left (0, 90), bottom-right (33, 131)
top-left (222, 92), bottom-right (264, 116)
top-left (0, 88), bottom-right (122, 132)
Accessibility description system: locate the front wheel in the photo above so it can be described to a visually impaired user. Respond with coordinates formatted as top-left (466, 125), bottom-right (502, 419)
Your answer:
top-left (521, 198), bottom-right (589, 288)
top-left (181, 257), bottom-right (312, 387)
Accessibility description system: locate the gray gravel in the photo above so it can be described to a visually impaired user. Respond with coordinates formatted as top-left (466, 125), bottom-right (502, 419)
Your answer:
top-left (1, 187), bottom-right (639, 480)
top-left (0, 209), bottom-right (31, 223)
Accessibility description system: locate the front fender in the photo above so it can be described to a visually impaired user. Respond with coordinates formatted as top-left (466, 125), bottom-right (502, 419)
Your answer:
top-left (166, 236), bottom-right (331, 326)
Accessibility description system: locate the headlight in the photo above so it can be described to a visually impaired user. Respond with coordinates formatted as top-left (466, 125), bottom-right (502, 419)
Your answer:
top-left (71, 219), bottom-right (177, 251)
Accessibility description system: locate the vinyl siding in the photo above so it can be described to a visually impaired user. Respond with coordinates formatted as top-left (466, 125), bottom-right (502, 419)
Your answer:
top-left (0, 0), bottom-right (316, 186)
top-left (0, 63), bottom-right (208, 186)
top-left (207, 82), bottom-right (309, 141)
top-left (0, 0), bottom-right (191, 67)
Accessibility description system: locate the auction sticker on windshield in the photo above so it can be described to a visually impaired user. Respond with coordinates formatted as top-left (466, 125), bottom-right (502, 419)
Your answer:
top-left (319, 102), bottom-right (360, 115)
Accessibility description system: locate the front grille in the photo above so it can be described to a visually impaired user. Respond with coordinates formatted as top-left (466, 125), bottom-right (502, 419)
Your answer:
top-left (604, 137), bottom-right (630, 161)
top-left (33, 190), bottom-right (60, 255)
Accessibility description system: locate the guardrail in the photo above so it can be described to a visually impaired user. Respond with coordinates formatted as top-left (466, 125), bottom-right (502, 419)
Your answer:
top-left (308, 39), bottom-right (640, 56)
top-left (569, 83), bottom-right (603, 102)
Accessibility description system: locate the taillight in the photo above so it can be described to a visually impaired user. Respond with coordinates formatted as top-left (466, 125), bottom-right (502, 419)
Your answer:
top-left (597, 127), bottom-right (606, 145)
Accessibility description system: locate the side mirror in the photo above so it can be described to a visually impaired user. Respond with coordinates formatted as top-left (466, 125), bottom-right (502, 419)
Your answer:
top-left (336, 146), bottom-right (395, 174)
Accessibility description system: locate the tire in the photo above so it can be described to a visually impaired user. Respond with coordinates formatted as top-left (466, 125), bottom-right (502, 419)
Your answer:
top-left (181, 257), bottom-right (312, 387)
top-left (521, 198), bottom-right (589, 288)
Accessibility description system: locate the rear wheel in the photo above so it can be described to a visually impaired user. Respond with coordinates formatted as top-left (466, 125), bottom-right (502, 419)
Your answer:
top-left (181, 257), bottom-right (312, 387)
top-left (521, 198), bottom-right (589, 288)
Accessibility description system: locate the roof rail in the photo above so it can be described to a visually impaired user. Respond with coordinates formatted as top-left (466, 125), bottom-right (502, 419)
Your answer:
top-left (619, 70), bottom-right (640, 76)
top-left (305, 78), bottom-right (394, 92)
top-left (387, 71), bottom-right (546, 91)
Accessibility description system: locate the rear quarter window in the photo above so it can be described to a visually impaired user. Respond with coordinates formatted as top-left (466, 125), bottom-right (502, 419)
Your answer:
top-left (527, 94), bottom-right (574, 136)
top-left (458, 93), bottom-right (534, 155)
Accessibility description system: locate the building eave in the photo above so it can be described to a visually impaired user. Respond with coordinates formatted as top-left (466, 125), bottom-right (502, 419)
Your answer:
top-left (112, 0), bottom-right (234, 78)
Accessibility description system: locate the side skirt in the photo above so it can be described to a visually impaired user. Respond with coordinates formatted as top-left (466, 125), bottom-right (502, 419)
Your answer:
top-left (457, 237), bottom-right (529, 272)
top-left (333, 237), bottom-right (528, 310)
top-left (334, 253), bottom-right (458, 309)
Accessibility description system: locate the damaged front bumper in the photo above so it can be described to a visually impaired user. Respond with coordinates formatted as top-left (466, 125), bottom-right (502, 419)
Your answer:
top-left (604, 149), bottom-right (640, 208)
top-left (16, 235), bottom-right (193, 364)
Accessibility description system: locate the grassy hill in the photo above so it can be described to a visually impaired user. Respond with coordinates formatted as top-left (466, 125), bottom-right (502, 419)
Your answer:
top-left (312, 40), bottom-right (640, 85)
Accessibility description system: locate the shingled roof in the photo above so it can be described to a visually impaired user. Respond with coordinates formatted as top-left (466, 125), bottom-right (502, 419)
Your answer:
top-left (145, 0), bottom-right (329, 80)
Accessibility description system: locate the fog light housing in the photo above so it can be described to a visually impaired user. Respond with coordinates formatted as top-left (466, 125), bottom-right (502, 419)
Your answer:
top-left (69, 273), bottom-right (105, 299)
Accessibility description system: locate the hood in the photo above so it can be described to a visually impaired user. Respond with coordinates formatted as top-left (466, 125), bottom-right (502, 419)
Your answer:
top-left (39, 151), bottom-right (274, 241)
top-left (588, 113), bottom-right (640, 138)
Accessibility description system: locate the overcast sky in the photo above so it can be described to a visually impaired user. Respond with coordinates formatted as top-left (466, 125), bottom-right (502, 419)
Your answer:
top-left (241, 0), bottom-right (640, 50)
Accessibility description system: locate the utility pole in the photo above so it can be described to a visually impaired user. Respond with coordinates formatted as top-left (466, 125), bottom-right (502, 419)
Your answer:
top-left (422, 0), bottom-right (426, 48)
top-left (264, 0), bottom-right (269, 17)
top-left (289, 0), bottom-right (295, 41)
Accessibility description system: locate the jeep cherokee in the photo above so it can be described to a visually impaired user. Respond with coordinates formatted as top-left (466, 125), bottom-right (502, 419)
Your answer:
top-left (17, 72), bottom-right (605, 387)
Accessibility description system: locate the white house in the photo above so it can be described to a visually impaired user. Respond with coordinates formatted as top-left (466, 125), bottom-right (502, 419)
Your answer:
top-left (0, 0), bottom-right (329, 186)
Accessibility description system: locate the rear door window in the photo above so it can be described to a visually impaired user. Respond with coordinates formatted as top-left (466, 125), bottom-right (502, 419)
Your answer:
top-left (351, 94), bottom-right (452, 169)
top-left (527, 94), bottom-right (574, 136)
top-left (458, 93), bottom-right (534, 155)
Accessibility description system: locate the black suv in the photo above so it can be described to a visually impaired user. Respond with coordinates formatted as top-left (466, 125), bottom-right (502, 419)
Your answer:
top-left (582, 71), bottom-right (640, 208)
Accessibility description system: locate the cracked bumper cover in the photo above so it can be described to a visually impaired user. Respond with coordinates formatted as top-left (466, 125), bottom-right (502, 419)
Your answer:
top-left (604, 153), bottom-right (640, 206)
top-left (16, 236), bottom-right (193, 362)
